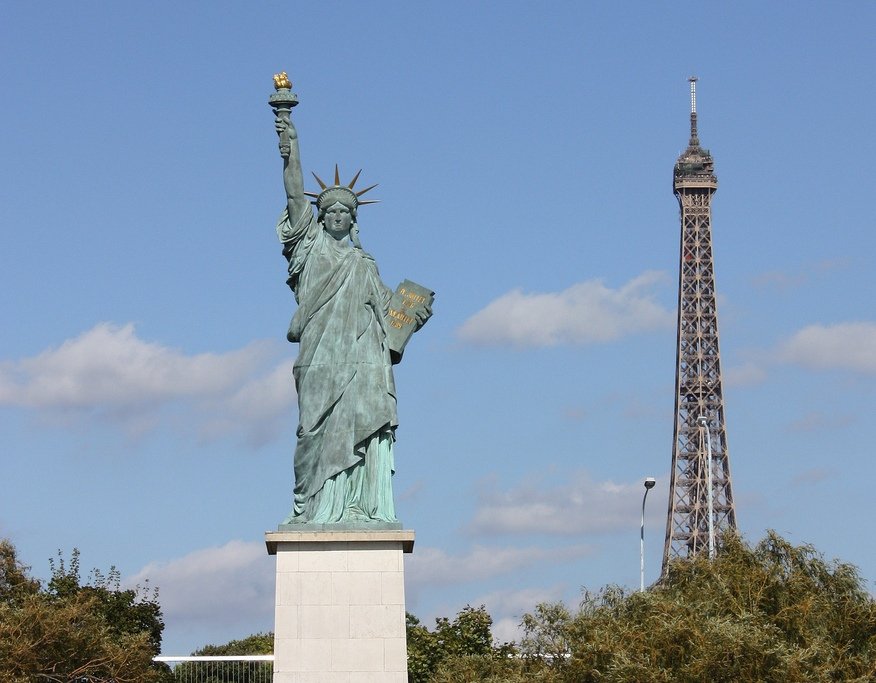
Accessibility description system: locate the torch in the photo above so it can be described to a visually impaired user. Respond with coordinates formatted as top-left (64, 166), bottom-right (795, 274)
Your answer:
top-left (269, 72), bottom-right (299, 158)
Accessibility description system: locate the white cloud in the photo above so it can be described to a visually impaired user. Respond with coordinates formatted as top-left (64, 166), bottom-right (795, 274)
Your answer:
top-left (475, 585), bottom-right (569, 645)
top-left (791, 467), bottom-right (835, 486)
top-left (195, 360), bottom-right (295, 447)
top-left (0, 322), bottom-right (296, 444)
top-left (750, 270), bottom-right (807, 291)
top-left (0, 323), bottom-right (264, 409)
top-left (562, 406), bottom-right (588, 422)
top-left (786, 411), bottom-right (854, 433)
top-left (492, 617), bottom-right (525, 645)
top-left (720, 321), bottom-right (876, 387)
top-left (474, 585), bottom-right (566, 618)
top-left (396, 480), bottom-right (425, 502)
top-left (125, 540), bottom-right (274, 625)
top-left (724, 361), bottom-right (767, 387)
top-left (413, 585), bottom-right (571, 646)
top-left (777, 322), bottom-right (876, 374)
top-left (406, 544), bottom-right (591, 588)
top-left (750, 259), bottom-right (849, 291)
top-left (469, 471), bottom-right (663, 536)
top-left (457, 271), bottom-right (673, 348)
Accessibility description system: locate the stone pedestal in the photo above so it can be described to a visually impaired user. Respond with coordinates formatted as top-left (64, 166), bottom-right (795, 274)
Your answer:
top-left (266, 529), bottom-right (415, 683)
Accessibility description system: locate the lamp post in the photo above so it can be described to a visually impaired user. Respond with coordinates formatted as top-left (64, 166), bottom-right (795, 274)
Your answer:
top-left (640, 477), bottom-right (656, 591)
top-left (698, 415), bottom-right (715, 559)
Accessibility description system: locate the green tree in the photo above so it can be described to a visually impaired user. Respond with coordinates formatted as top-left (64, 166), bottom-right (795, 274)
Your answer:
top-left (406, 604), bottom-right (518, 683)
top-left (518, 532), bottom-right (876, 683)
top-left (519, 601), bottom-right (573, 663)
top-left (49, 549), bottom-right (165, 657)
top-left (424, 533), bottom-right (876, 682)
top-left (0, 539), bottom-right (171, 683)
top-left (192, 631), bottom-right (274, 654)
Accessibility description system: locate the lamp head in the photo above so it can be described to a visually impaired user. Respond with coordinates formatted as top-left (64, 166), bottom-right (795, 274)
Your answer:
top-left (644, 477), bottom-right (656, 490)
top-left (697, 415), bottom-right (708, 427)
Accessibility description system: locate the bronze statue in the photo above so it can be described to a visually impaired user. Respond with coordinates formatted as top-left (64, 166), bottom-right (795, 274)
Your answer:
top-left (270, 74), bottom-right (432, 526)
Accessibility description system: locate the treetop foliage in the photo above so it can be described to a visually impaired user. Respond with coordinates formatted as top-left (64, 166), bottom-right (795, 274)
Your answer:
top-left (406, 604), bottom-right (518, 683)
top-left (192, 631), bottom-right (274, 655)
top-left (0, 540), bottom-right (171, 683)
top-left (0, 538), bottom-right (40, 605)
top-left (413, 532), bottom-right (876, 683)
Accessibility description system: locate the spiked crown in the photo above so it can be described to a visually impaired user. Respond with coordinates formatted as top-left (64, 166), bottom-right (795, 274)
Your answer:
top-left (304, 165), bottom-right (379, 216)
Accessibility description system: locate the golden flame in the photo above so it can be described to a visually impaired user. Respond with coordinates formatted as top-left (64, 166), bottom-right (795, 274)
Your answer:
top-left (273, 72), bottom-right (292, 90)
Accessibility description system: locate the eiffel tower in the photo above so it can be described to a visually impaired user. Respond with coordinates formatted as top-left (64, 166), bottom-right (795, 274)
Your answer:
top-left (662, 77), bottom-right (737, 571)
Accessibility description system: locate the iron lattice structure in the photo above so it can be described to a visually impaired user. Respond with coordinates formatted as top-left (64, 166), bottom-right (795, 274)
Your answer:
top-left (662, 78), bottom-right (737, 571)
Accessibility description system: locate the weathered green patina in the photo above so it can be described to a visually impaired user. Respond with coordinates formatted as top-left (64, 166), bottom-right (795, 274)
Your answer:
top-left (269, 74), bottom-right (432, 528)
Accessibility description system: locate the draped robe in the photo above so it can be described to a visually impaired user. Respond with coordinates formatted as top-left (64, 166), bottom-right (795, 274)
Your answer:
top-left (277, 203), bottom-right (398, 523)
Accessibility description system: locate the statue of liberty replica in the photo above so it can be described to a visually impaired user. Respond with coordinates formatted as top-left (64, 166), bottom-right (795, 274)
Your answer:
top-left (270, 73), bottom-right (433, 527)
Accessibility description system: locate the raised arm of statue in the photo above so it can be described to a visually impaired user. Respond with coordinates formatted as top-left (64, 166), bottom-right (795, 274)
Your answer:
top-left (275, 116), bottom-right (309, 220)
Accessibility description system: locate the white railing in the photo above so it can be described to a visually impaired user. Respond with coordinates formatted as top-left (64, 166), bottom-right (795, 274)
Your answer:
top-left (153, 655), bottom-right (273, 682)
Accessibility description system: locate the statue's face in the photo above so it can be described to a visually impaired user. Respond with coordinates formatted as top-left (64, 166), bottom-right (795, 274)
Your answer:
top-left (322, 202), bottom-right (353, 241)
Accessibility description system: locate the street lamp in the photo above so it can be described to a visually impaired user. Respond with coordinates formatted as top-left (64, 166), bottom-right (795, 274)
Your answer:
top-left (640, 477), bottom-right (656, 591)
top-left (697, 415), bottom-right (715, 559)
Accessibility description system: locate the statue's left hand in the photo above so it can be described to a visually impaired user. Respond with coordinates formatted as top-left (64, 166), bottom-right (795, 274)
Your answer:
top-left (414, 303), bottom-right (432, 329)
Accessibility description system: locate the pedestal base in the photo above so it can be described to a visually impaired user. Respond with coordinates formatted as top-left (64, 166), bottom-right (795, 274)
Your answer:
top-left (266, 529), bottom-right (414, 683)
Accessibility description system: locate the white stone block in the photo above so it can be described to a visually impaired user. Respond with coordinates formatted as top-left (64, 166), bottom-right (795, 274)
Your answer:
top-left (331, 637), bottom-right (384, 672)
top-left (383, 637), bottom-right (408, 672)
top-left (302, 639), bottom-right (335, 672)
top-left (300, 547), bottom-right (348, 572)
top-left (274, 637), bottom-right (332, 671)
top-left (290, 674), bottom-right (351, 683)
top-left (276, 572), bottom-right (302, 606)
top-left (350, 673), bottom-right (407, 683)
top-left (333, 571), bottom-right (381, 606)
top-left (299, 571), bottom-right (333, 605)
top-left (274, 604), bottom-right (299, 639)
top-left (347, 546), bottom-right (400, 572)
top-left (299, 604), bottom-right (350, 639)
top-left (350, 604), bottom-right (404, 639)
top-left (276, 546), bottom-right (300, 572)
top-left (380, 572), bottom-right (405, 606)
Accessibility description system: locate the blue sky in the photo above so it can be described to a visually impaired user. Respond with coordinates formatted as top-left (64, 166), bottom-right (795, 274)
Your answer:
top-left (2, 2), bottom-right (875, 655)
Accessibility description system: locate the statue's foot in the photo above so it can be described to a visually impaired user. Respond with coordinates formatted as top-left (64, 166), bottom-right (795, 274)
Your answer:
top-left (343, 507), bottom-right (370, 522)
top-left (280, 512), bottom-right (308, 525)
top-left (342, 507), bottom-right (398, 524)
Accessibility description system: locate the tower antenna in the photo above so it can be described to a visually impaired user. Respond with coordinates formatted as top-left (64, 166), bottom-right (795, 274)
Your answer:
top-left (688, 76), bottom-right (699, 148)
